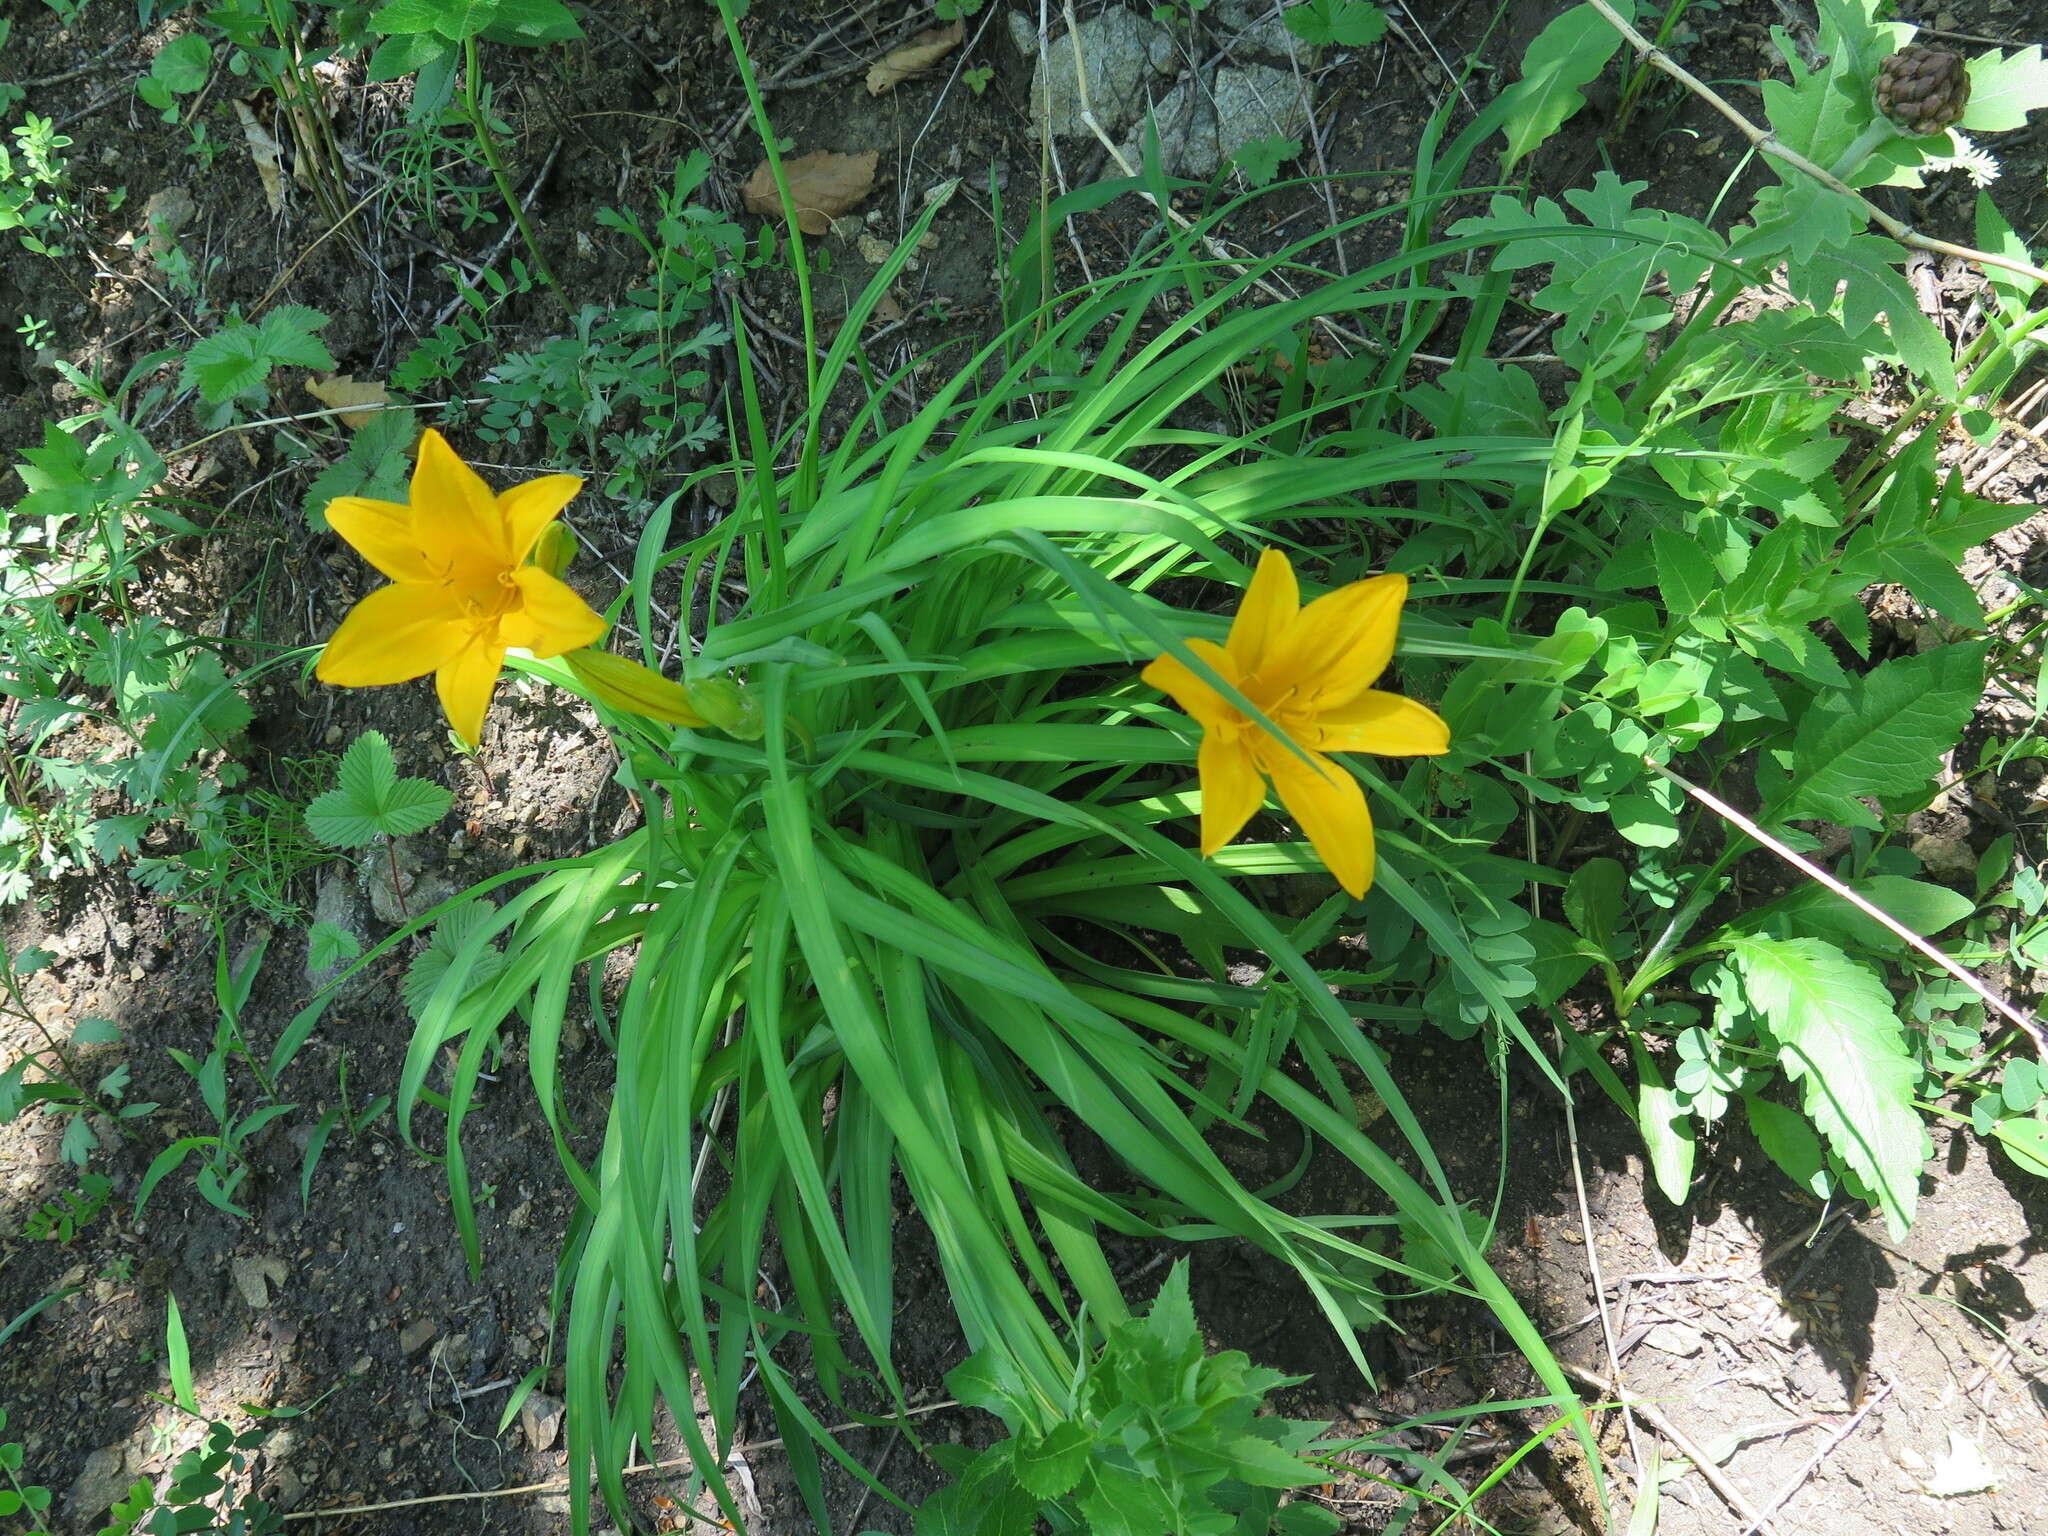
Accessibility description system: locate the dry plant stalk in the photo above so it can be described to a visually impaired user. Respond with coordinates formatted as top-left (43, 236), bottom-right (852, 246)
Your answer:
top-left (1582, 0), bottom-right (2048, 290)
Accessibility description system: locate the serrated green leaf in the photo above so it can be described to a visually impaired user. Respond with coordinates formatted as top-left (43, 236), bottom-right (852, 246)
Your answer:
top-left (1720, 936), bottom-right (1926, 1236)
top-left (1010, 1420), bottom-right (1090, 1500)
top-left (1496, 3), bottom-right (1630, 174)
top-left (1780, 644), bottom-right (1986, 827)
top-left (1221, 1430), bottom-right (1324, 1487)
top-left (181, 327), bottom-right (267, 404)
top-left (306, 730), bottom-right (452, 845)
top-left (307, 921), bottom-right (361, 972)
top-left (303, 792), bottom-right (382, 848)
top-left (1285, 0), bottom-right (1388, 49)
top-left (1748, 874), bottom-right (1975, 954)
top-left (366, 29), bottom-right (449, 80)
top-left (377, 776), bottom-right (455, 835)
top-left (1960, 46), bottom-right (2048, 134)
top-left (257, 305), bottom-right (337, 370)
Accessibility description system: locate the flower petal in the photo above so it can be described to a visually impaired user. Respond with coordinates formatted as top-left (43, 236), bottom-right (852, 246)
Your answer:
top-left (410, 428), bottom-right (511, 567)
top-left (325, 496), bottom-right (441, 583)
top-left (499, 474), bottom-right (584, 565)
top-left (1304, 689), bottom-right (1451, 757)
top-left (1266, 748), bottom-right (1375, 898)
top-left (435, 638), bottom-right (506, 749)
top-left (499, 567), bottom-right (608, 658)
top-left (1141, 637), bottom-right (1244, 730)
top-left (1265, 572), bottom-right (1406, 709)
top-left (315, 582), bottom-right (469, 686)
top-left (1225, 548), bottom-right (1299, 675)
top-left (1197, 734), bottom-right (1265, 858)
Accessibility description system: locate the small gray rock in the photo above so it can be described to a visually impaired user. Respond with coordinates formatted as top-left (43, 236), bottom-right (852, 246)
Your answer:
top-left (1122, 64), bottom-right (1309, 180)
top-left (1028, 8), bottom-right (1176, 138)
top-left (1643, 1321), bottom-right (1706, 1357)
top-left (68, 1445), bottom-right (134, 1523)
top-left (1216, 0), bottom-right (1305, 59)
top-left (358, 840), bottom-right (458, 926)
top-left (521, 1390), bottom-right (566, 1451)
top-left (307, 868), bottom-right (371, 991)
top-left (398, 1318), bottom-right (438, 1356)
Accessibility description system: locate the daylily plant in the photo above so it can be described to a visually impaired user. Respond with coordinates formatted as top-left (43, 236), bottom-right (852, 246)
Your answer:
top-left (1143, 549), bottom-right (1450, 897)
top-left (317, 428), bottom-right (607, 747)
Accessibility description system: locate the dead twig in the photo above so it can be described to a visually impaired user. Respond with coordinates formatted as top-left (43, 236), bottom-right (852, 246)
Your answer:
top-left (281, 1397), bottom-right (961, 1522)
top-left (1560, 1361), bottom-right (1786, 1536)
top-left (1734, 1378), bottom-right (1894, 1536)
top-left (1652, 764), bottom-right (2048, 1058)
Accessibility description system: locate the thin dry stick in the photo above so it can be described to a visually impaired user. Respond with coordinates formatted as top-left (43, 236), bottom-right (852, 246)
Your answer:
top-left (1652, 763), bottom-right (2048, 1058)
top-left (1734, 1378), bottom-right (1895, 1536)
top-left (1560, 1361), bottom-right (1785, 1536)
top-left (281, 1398), bottom-right (961, 1522)
top-left (1585, 0), bottom-right (2048, 290)
top-left (1557, 1055), bottom-right (1646, 1479)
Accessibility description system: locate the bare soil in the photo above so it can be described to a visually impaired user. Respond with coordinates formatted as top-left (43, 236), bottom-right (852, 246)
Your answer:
top-left (3, 3), bottom-right (2046, 1534)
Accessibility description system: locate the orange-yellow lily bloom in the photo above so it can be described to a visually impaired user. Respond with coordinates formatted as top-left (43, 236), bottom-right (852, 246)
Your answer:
top-left (1141, 549), bottom-right (1451, 898)
top-left (316, 429), bottom-right (607, 747)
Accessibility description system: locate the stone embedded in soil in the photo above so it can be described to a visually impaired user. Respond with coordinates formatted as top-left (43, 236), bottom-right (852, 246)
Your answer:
top-left (1122, 64), bottom-right (1310, 179)
top-left (230, 1254), bottom-right (289, 1310)
top-left (521, 1390), bottom-right (565, 1451)
top-left (397, 1318), bottom-right (437, 1356)
top-left (1642, 1320), bottom-right (1706, 1356)
top-left (307, 867), bottom-right (372, 992)
top-left (357, 839), bottom-right (459, 926)
top-left (67, 1443), bottom-right (134, 1523)
top-left (1215, 0), bottom-right (1306, 58)
top-left (1022, 8), bottom-right (1175, 138)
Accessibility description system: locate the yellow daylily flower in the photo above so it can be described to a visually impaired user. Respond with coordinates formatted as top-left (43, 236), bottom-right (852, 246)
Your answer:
top-left (1141, 548), bottom-right (1451, 898)
top-left (315, 428), bottom-right (607, 747)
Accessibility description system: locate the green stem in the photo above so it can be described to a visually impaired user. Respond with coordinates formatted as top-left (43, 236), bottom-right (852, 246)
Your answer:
top-left (1827, 119), bottom-right (1900, 183)
top-left (460, 35), bottom-right (560, 305)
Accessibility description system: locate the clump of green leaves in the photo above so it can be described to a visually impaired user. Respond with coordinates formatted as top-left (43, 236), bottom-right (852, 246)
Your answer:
top-left (0, 112), bottom-right (75, 256)
top-left (22, 1170), bottom-right (112, 1242)
top-left (920, 1263), bottom-right (1339, 1536)
top-left (305, 731), bottom-right (452, 848)
top-left (137, 933), bottom-right (299, 1221)
top-left (0, 947), bottom-right (155, 1167)
top-left (180, 306), bottom-right (337, 426)
top-left (99, 1299), bottom-right (299, 1535)
top-left (393, 153), bottom-right (744, 503)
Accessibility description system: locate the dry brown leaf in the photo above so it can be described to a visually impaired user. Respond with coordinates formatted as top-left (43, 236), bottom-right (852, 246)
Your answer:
top-left (866, 22), bottom-right (965, 96)
top-left (741, 150), bottom-right (879, 235)
top-left (305, 373), bottom-right (391, 431)
top-left (232, 99), bottom-right (286, 214)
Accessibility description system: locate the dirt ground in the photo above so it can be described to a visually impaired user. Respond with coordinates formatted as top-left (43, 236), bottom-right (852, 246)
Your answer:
top-left (2, 2), bottom-right (2046, 1534)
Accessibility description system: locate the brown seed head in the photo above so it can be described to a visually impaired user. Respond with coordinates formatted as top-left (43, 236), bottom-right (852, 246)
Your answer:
top-left (1874, 45), bottom-right (1971, 136)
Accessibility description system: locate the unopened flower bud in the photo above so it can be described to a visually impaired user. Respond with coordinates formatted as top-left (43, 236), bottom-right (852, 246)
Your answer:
top-left (530, 522), bottom-right (576, 579)
top-left (686, 676), bottom-right (761, 741)
top-left (564, 648), bottom-right (707, 727)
